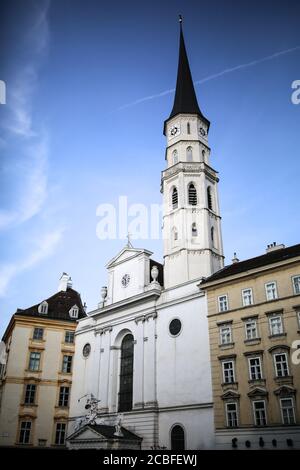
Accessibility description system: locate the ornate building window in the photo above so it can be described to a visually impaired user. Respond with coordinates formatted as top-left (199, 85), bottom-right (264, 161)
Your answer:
top-left (65, 331), bottom-right (75, 344)
top-left (58, 386), bottom-right (70, 407)
top-left (248, 357), bottom-right (263, 380)
top-left (33, 327), bottom-right (44, 341)
top-left (62, 355), bottom-right (73, 373)
top-left (18, 421), bottom-right (32, 444)
top-left (28, 351), bottom-right (41, 371)
top-left (207, 186), bottom-right (213, 210)
top-left (242, 288), bottom-right (253, 306)
top-left (253, 400), bottom-right (267, 426)
top-left (186, 146), bottom-right (193, 161)
top-left (172, 187), bottom-right (178, 209)
top-left (292, 275), bottom-right (300, 294)
top-left (244, 318), bottom-right (258, 340)
top-left (188, 183), bottom-right (197, 205)
top-left (280, 398), bottom-right (296, 425)
top-left (218, 295), bottom-right (229, 313)
top-left (225, 402), bottom-right (238, 427)
top-left (265, 281), bottom-right (278, 301)
top-left (24, 384), bottom-right (36, 405)
top-left (219, 324), bottom-right (232, 344)
top-left (222, 360), bottom-right (235, 384)
top-left (269, 313), bottom-right (283, 336)
top-left (273, 352), bottom-right (289, 377)
top-left (191, 223), bottom-right (197, 237)
top-left (172, 149), bottom-right (178, 165)
top-left (171, 425), bottom-right (185, 450)
top-left (118, 334), bottom-right (134, 412)
top-left (55, 422), bottom-right (67, 445)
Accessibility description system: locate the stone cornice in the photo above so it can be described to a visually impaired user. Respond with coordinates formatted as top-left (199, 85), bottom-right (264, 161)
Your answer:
top-left (161, 161), bottom-right (219, 184)
top-left (89, 289), bottom-right (162, 319)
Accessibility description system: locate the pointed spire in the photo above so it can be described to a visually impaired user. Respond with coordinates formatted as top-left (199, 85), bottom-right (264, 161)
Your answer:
top-left (167, 16), bottom-right (209, 125)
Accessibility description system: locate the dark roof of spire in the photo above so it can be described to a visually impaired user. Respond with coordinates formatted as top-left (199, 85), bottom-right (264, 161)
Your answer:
top-left (166, 22), bottom-right (209, 126)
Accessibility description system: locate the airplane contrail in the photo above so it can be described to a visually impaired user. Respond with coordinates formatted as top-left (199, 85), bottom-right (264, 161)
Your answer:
top-left (117, 45), bottom-right (300, 111)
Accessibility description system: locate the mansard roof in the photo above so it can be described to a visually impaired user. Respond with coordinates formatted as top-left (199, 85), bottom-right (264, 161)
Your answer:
top-left (201, 243), bottom-right (300, 285)
top-left (14, 288), bottom-right (86, 323)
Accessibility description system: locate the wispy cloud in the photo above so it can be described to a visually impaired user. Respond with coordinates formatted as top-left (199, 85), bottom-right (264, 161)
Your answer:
top-left (0, 229), bottom-right (64, 297)
top-left (117, 45), bottom-right (300, 111)
top-left (0, 0), bottom-right (50, 230)
top-left (0, 1), bottom-right (65, 297)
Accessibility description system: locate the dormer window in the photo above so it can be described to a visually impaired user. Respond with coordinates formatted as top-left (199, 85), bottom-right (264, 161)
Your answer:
top-left (38, 301), bottom-right (48, 315)
top-left (69, 305), bottom-right (79, 319)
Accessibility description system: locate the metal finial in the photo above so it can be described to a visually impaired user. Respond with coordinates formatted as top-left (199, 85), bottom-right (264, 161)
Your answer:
top-left (179, 14), bottom-right (183, 24)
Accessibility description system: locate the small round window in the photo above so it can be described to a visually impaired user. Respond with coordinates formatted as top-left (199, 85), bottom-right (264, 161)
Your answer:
top-left (169, 319), bottom-right (182, 337)
top-left (83, 343), bottom-right (91, 358)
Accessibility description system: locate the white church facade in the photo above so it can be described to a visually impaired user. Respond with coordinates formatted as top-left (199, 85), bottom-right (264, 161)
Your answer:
top-left (67, 20), bottom-right (224, 450)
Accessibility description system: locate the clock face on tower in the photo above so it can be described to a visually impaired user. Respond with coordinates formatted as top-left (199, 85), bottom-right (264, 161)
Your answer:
top-left (121, 274), bottom-right (130, 288)
top-left (199, 127), bottom-right (206, 137)
top-left (169, 124), bottom-right (180, 138)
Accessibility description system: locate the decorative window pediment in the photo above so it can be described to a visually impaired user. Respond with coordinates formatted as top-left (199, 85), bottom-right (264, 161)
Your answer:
top-left (247, 387), bottom-right (268, 398)
top-left (268, 344), bottom-right (290, 353)
top-left (221, 390), bottom-right (240, 401)
top-left (38, 301), bottom-right (48, 315)
top-left (274, 385), bottom-right (296, 397)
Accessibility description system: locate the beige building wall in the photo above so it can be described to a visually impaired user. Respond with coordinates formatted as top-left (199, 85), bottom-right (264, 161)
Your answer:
top-left (0, 316), bottom-right (75, 447)
top-left (204, 255), bottom-right (300, 449)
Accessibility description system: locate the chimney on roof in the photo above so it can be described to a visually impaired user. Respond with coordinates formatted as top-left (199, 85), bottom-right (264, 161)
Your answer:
top-left (266, 242), bottom-right (285, 254)
top-left (232, 252), bottom-right (239, 264)
top-left (58, 273), bottom-right (72, 292)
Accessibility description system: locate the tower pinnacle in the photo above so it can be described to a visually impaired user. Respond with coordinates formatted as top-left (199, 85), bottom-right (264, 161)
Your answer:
top-left (166, 18), bottom-right (209, 129)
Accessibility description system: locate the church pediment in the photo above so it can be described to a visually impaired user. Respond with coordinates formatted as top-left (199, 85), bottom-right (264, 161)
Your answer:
top-left (67, 425), bottom-right (107, 442)
top-left (106, 246), bottom-right (153, 268)
top-left (67, 424), bottom-right (143, 450)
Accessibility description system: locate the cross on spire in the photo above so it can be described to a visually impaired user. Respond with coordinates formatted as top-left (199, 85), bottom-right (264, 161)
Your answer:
top-left (126, 232), bottom-right (133, 248)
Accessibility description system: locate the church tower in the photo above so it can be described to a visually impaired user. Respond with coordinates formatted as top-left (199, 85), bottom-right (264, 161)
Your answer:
top-left (162, 18), bottom-right (224, 289)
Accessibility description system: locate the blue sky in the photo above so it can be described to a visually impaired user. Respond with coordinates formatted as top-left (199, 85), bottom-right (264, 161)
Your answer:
top-left (0, 0), bottom-right (299, 335)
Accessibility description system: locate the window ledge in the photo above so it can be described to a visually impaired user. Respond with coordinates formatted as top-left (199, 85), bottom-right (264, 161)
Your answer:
top-left (219, 342), bottom-right (235, 349)
top-left (25, 369), bottom-right (42, 374)
top-left (20, 403), bottom-right (38, 407)
top-left (269, 333), bottom-right (287, 340)
top-left (248, 378), bottom-right (266, 387)
top-left (244, 338), bottom-right (261, 345)
top-left (274, 375), bottom-right (293, 385)
top-left (221, 382), bottom-right (238, 391)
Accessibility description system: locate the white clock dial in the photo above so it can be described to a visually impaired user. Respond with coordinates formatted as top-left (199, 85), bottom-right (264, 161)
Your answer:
top-left (169, 124), bottom-right (180, 138)
top-left (121, 274), bottom-right (130, 288)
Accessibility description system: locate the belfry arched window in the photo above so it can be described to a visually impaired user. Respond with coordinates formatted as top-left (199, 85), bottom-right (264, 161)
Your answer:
top-left (172, 150), bottom-right (178, 165)
top-left (186, 146), bottom-right (193, 162)
top-left (211, 227), bottom-right (214, 243)
top-left (171, 425), bottom-right (185, 450)
top-left (192, 223), bottom-right (197, 237)
top-left (187, 122), bottom-right (191, 134)
top-left (207, 186), bottom-right (213, 210)
top-left (118, 334), bottom-right (134, 412)
top-left (188, 183), bottom-right (197, 205)
top-left (172, 187), bottom-right (178, 209)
